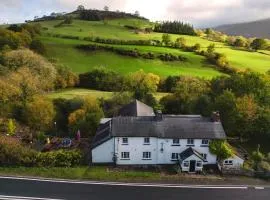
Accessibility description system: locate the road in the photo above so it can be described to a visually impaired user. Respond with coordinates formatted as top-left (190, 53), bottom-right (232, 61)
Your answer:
top-left (0, 176), bottom-right (269, 200)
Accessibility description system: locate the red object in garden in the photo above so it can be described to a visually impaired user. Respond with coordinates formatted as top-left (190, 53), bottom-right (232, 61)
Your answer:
top-left (76, 130), bottom-right (81, 142)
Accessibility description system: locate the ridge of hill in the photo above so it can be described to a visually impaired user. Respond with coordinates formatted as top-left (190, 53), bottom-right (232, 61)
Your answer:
top-left (215, 18), bottom-right (270, 39)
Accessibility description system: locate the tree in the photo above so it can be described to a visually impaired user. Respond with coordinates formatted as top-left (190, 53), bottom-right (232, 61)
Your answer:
top-left (162, 34), bottom-right (171, 46)
top-left (214, 90), bottom-right (237, 135)
top-left (251, 145), bottom-right (265, 170)
top-left (3, 49), bottom-right (56, 91)
top-left (135, 11), bottom-right (140, 17)
top-left (250, 38), bottom-right (267, 51)
top-left (125, 70), bottom-right (160, 100)
top-left (234, 37), bottom-right (247, 47)
top-left (235, 95), bottom-right (258, 140)
top-left (24, 96), bottom-right (56, 131)
top-left (174, 37), bottom-right (186, 48)
top-left (77, 5), bottom-right (85, 11)
top-left (104, 6), bottom-right (109, 11)
top-left (30, 39), bottom-right (46, 55)
top-left (193, 43), bottom-right (201, 52)
top-left (7, 119), bottom-right (16, 136)
top-left (209, 140), bottom-right (233, 162)
top-left (63, 16), bottom-right (73, 24)
top-left (68, 96), bottom-right (104, 137)
top-left (207, 44), bottom-right (215, 54)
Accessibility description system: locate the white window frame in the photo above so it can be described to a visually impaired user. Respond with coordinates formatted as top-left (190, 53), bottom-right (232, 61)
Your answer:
top-left (171, 153), bottom-right (179, 161)
top-left (142, 152), bottom-right (151, 160)
top-left (144, 137), bottom-right (150, 145)
top-left (122, 137), bottom-right (128, 145)
top-left (183, 161), bottom-right (189, 167)
top-left (196, 161), bottom-right (203, 167)
top-left (201, 139), bottom-right (209, 146)
top-left (172, 139), bottom-right (180, 146)
top-left (201, 153), bottom-right (207, 161)
top-left (187, 139), bottom-right (194, 145)
top-left (121, 152), bottom-right (130, 160)
top-left (224, 160), bottom-right (233, 165)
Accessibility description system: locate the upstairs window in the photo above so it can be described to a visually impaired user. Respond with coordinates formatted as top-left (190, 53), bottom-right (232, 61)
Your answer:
top-left (142, 152), bottom-right (151, 160)
top-left (171, 153), bottom-right (179, 160)
top-left (121, 152), bottom-right (130, 159)
top-left (172, 139), bottom-right (180, 146)
top-left (201, 139), bottom-right (209, 146)
top-left (122, 137), bottom-right (128, 145)
top-left (187, 139), bottom-right (194, 145)
top-left (144, 137), bottom-right (150, 145)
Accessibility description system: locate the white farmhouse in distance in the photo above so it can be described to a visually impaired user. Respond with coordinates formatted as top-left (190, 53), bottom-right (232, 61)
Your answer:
top-left (91, 100), bottom-right (244, 173)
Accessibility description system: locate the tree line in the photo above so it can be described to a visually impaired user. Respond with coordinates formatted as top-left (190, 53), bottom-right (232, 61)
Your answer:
top-left (154, 21), bottom-right (196, 36)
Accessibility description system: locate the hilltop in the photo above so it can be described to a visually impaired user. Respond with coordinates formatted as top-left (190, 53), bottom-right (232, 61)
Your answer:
top-left (215, 18), bottom-right (270, 39)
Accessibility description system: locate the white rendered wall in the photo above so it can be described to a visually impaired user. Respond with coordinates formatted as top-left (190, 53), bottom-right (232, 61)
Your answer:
top-left (92, 138), bottom-right (114, 163)
top-left (113, 137), bottom-right (217, 165)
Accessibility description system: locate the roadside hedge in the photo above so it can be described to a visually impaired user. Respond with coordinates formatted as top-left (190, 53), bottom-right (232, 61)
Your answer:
top-left (0, 136), bottom-right (82, 167)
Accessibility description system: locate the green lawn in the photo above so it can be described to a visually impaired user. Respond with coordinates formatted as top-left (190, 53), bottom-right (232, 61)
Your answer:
top-left (47, 88), bottom-right (169, 100)
top-left (42, 36), bottom-right (222, 78)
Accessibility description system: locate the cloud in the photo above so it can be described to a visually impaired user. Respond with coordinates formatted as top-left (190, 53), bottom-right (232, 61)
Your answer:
top-left (1, 0), bottom-right (270, 27)
top-left (165, 0), bottom-right (270, 27)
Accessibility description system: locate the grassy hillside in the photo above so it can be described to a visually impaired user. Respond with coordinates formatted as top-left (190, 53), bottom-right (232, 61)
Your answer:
top-left (41, 36), bottom-right (222, 78)
top-left (37, 18), bottom-right (270, 77)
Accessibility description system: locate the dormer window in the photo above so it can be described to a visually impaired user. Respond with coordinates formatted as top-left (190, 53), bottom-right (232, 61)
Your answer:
top-left (144, 137), bottom-right (150, 145)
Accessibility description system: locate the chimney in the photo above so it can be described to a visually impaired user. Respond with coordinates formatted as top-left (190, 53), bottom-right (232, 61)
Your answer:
top-left (211, 111), bottom-right (220, 122)
top-left (155, 110), bottom-right (163, 121)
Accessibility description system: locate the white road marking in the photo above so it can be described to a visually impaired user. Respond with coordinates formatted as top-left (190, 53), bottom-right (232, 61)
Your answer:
top-left (0, 176), bottom-right (249, 189)
top-left (0, 195), bottom-right (64, 200)
top-left (254, 187), bottom-right (264, 190)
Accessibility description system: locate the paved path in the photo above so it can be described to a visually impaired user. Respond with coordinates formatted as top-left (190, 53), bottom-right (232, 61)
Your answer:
top-left (0, 176), bottom-right (269, 200)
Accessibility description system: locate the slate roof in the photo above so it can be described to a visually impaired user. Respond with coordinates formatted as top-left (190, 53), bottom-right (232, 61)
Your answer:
top-left (179, 147), bottom-right (206, 161)
top-left (118, 100), bottom-right (155, 117)
top-left (111, 115), bottom-right (226, 139)
top-left (92, 100), bottom-right (226, 149)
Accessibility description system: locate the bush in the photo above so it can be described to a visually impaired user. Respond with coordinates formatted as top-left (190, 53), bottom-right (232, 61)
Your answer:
top-left (79, 67), bottom-right (124, 91)
top-left (37, 150), bottom-right (82, 167)
top-left (0, 136), bottom-right (37, 166)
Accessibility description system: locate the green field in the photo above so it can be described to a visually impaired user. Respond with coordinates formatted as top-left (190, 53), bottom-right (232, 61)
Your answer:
top-left (37, 18), bottom-right (270, 77)
top-left (47, 88), bottom-right (169, 100)
top-left (42, 36), bottom-right (221, 78)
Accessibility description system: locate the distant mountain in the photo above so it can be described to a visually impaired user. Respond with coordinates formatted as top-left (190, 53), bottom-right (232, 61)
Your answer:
top-left (215, 18), bottom-right (270, 39)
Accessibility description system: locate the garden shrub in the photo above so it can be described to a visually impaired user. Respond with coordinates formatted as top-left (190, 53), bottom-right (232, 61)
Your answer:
top-left (37, 149), bottom-right (82, 167)
top-left (0, 136), bottom-right (37, 166)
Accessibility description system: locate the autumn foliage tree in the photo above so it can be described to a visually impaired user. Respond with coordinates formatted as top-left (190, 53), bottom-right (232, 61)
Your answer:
top-left (24, 96), bottom-right (56, 131)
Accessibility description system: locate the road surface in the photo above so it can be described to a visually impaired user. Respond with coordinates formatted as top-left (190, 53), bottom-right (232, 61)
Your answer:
top-left (0, 176), bottom-right (269, 200)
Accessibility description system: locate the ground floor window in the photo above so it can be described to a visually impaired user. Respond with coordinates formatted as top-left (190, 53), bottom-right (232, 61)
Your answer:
top-left (142, 152), bottom-right (151, 160)
top-left (196, 161), bottom-right (203, 167)
top-left (224, 160), bottom-right (233, 165)
top-left (201, 153), bottom-right (207, 160)
top-left (171, 153), bottom-right (179, 160)
top-left (121, 152), bottom-right (130, 159)
top-left (183, 161), bottom-right (189, 167)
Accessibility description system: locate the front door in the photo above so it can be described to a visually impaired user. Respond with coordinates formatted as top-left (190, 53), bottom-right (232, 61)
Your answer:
top-left (189, 160), bottom-right (196, 172)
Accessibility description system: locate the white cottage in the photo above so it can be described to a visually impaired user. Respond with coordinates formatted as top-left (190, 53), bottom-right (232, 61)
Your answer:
top-left (91, 100), bottom-right (244, 173)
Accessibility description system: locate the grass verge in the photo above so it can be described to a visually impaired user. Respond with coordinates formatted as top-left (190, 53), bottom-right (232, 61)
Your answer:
top-left (0, 166), bottom-right (269, 185)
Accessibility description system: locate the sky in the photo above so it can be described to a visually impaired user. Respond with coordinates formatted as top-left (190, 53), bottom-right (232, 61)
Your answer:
top-left (1, 0), bottom-right (270, 27)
